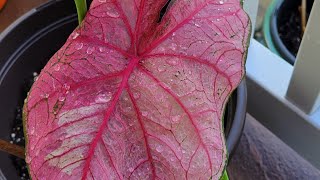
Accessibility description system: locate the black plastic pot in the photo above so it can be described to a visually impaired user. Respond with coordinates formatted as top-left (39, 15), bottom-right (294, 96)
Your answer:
top-left (268, 0), bottom-right (314, 65)
top-left (0, 0), bottom-right (246, 179)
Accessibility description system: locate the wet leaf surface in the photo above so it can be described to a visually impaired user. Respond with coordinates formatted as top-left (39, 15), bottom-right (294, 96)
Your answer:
top-left (24, 0), bottom-right (250, 179)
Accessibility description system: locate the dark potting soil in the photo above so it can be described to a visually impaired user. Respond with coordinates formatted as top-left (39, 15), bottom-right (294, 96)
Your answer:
top-left (277, 4), bottom-right (311, 56)
top-left (9, 72), bottom-right (38, 180)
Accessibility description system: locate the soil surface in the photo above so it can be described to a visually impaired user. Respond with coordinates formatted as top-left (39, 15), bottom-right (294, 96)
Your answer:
top-left (9, 72), bottom-right (38, 180)
top-left (277, 1), bottom-right (312, 56)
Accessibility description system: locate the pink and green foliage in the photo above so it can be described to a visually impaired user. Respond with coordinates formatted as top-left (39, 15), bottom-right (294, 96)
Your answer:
top-left (23, 0), bottom-right (250, 179)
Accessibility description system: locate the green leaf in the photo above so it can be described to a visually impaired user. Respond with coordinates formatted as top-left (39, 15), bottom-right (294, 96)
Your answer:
top-left (74, 0), bottom-right (87, 24)
top-left (220, 169), bottom-right (229, 180)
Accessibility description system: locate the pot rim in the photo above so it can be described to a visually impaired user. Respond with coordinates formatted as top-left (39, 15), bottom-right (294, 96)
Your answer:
top-left (270, 0), bottom-right (296, 65)
top-left (226, 80), bottom-right (247, 157)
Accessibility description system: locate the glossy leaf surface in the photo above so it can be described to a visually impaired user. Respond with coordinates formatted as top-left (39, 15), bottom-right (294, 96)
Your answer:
top-left (24, 0), bottom-right (250, 179)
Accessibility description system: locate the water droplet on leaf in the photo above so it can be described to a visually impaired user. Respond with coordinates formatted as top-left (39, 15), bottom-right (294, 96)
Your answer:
top-left (194, 22), bottom-right (201, 27)
top-left (75, 43), bottom-right (83, 50)
top-left (87, 47), bottom-right (95, 54)
top-left (25, 156), bottom-right (31, 163)
top-left (141, 111), bottom-right (148, 117)
top-left (62, 83), bottom-right (69, 89)
top-left (166, 58), bottom-right (178, 65)
top-left (72, 32), bottom-right (80, 39)
top-left (172, 115), bottom-right (181, 122)
top-left (54, 65), bottom-right (60, 71)
top-left (59, 96), bottom-right (66, 102)
top-left (107, 10), bottom-right (120, 18)
top-left (133, 92), bottom-right (141, 99)
top-left (95, 92), bottom-right (112, 103)
top-left (157, 65), bottom-right (166, 72)
top-left (99, 47), bottom-right (105, 52)
top-left (156, 145), bottom-right (163, 152)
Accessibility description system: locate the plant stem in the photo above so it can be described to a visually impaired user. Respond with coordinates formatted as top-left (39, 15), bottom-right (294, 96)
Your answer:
top-left (220, 169), bottom-right (229, 180)
top-left (0, 139), bottom-right (25, 159)
top-left (74, 0), bottom-right (88, 25)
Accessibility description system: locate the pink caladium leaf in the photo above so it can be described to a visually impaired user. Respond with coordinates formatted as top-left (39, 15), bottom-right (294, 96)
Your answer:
top-left (23, 0), bottom-right (250, 179)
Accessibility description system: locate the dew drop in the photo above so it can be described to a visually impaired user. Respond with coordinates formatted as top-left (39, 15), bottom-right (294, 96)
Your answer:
top-left (54, 65), bottom-right (60, 71)
top-left (107, 10), bottom-right (120, 18)
top-left (75, 42), bottom-right (83, 50)
top-left (99, 47), bottom-right (105, 52)
top-left (87, 46), bottom-right (95, 54)
top-left (72, 32), bottom-right (80, 39)
top-left (95, 92), bottom-right (112, 103)
top-left (219, 0), bottom-right (224, 4)
top-left (172, 115), bottom-right (181, 122)
top-left (25, 156), bottom-right (31, 163)
top-left (128, 120), bottom-right (134, 126)
top-left (43, 94), bottom-right (50, 99)
top-left (156, 145), bottom-right (163, 152)
top-left (124, 107), bottom-right (132, 112)
top-left (157, 65), bottom-right (166, 72)
top-left (59, 96), bottom-right (66, 102)
top-left (11, 133), bottom-right (16, 138)
top-left (133, 92), bottom-right (141, 99)
top-left (166, 58), bottom-right (178, 66)
top-left (172, 32), bottom-right (176, 36)
top-left (30, 128), bottom-right (34, 135)
top-left (169, 43), bottom-right (177, 51)
top-left (63, 84), bottom-right (70, 91)
top-left (170, 157), bottom-right (176, 162)
top-left (35, 149), bottom-right (40, 156)
top-left (129, 167), bottom-right (134, 172)
top-left (141, 111), bottom-right (148, 117)
top-left (194, 22), bottom-right (201, 28)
